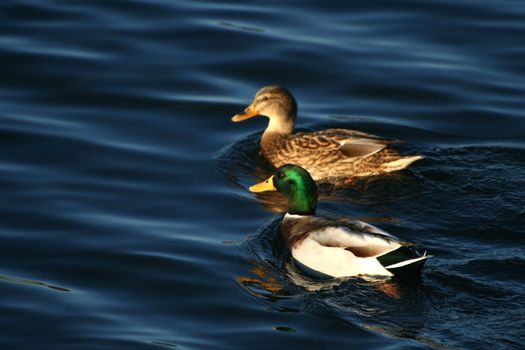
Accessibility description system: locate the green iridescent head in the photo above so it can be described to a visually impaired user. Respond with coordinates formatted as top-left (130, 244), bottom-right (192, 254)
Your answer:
top-left (250, 164), bottom-right (317, 215)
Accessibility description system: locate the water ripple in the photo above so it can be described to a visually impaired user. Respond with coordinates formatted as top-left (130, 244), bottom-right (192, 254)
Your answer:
top-left (0, 0), bottom-right (524, 349)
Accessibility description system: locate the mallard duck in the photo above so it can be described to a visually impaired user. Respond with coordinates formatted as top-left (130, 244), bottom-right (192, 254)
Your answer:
top-left (232, 85), bottom-right (423, 181)
top-left (249, 164), bottom-right (429, 278)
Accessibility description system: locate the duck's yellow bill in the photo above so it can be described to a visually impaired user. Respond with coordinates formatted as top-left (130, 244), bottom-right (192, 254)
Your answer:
top-left (231, 105), bottom-right (259, 122)
top-left (249, 176), bottom-right (276, 193)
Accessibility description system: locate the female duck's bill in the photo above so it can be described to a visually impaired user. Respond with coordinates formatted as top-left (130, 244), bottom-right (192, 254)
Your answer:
top-left (231, 104), bottom-right (259, 122)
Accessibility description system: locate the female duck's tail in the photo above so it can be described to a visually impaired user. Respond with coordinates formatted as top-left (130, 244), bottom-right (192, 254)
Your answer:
top-left (382, 155), bottom-right (424, 173)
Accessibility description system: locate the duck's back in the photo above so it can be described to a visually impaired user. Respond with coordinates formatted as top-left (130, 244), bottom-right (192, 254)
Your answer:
top-left (261, 128), bottom-right (413, 180)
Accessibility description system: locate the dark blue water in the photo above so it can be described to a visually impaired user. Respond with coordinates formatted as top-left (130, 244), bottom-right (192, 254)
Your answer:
top-left (1, 1), bottom-right (524, 349)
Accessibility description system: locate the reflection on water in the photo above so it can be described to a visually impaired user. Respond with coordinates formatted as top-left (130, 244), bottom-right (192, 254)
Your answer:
top-left (237, 262), bottom-right (289, 302)
top-left (0, 274), bottom-right (70, 293)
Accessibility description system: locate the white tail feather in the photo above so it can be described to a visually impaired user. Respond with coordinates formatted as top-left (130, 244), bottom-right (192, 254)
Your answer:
top-left (385, 255), bottom-right (430, 269)
top-left (382, 155), bottom-right (424, 172)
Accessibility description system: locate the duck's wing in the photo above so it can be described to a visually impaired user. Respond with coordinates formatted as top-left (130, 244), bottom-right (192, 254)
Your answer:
top-left (314, 128), bottom-right (387, 141)
top-left (338, 139), bottom-right (388, 158)
top-left (283, 215), bottom-right (403, 255)
top-left (309, 217), bottom-right (430, 272)
top-left (288, 129), bottom-right (395, 159)
top-left (315, 218), bottom-right (403, 256)
top-left (282, 215), bottom-right (429, 277)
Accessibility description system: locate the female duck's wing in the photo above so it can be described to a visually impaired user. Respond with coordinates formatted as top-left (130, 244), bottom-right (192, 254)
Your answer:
top-left (287, 129), bottom-right (395, 159)
top-left (338, 139), bottom-right (388, 158)
top-left (314, 128), bottom-right (388, 141)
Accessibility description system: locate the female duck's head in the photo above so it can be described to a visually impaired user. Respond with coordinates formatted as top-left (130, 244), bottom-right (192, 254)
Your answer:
top-left (231, 85), bottom-right (297, 134)
top-left (250, 164), bottom-right (317, 215)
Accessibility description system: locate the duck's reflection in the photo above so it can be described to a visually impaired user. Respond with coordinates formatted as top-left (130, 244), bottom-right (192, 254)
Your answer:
top-left (236, 252), bottom-right (409, 300)
top-left (236, 261), bottom-right (290, 302)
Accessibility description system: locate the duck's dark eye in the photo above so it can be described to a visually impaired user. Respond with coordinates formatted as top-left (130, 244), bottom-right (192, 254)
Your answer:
top-left (261, 96), bottom-right (269, 102)
top-left (277, 172), bottom-right (285, 179)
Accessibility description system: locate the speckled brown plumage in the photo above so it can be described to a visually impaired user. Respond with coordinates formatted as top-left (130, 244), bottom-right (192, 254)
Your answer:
top-left (261, 128), bottom-right (419, 180)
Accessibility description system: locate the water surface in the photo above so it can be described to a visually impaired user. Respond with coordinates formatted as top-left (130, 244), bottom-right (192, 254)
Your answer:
top-left (1, 1), bottom-right (524, 349)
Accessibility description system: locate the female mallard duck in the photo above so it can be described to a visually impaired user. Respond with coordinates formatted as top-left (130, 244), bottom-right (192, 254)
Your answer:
top-left (250, 164), bottom-right (429, 278)
top-left (232, 85), bottom-right (423, 181)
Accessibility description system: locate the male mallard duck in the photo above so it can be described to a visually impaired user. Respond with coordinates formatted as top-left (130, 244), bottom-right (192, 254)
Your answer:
top-left (232, 85), bottom-right (423, 181)
top-left (250, 164), bottom-right (429, 278)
